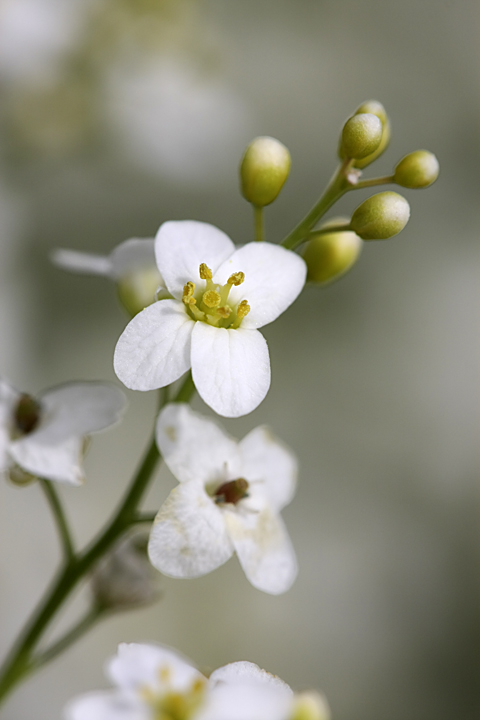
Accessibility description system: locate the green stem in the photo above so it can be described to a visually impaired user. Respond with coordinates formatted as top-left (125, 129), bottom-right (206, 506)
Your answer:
top-left (0, 373), bottom-right (195, 708)
top-left (353, 174), bottom-right (394, 190)
top-left (309, 223), bottom-right (351, 236)
top-left (253, 206), bottom-right (265, 242)
top-left (282, 160), bottom-right (353, 251)
top-left (39, 479), bottom-right (75, 563)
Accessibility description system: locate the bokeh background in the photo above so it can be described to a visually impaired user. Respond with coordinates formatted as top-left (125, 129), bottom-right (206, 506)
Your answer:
top-left (0, 1), bottom-right (479, 718)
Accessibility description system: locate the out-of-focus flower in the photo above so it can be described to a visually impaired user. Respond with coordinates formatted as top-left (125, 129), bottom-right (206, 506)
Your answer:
top-left (148, 403), bottom-right (298, 595)
top-left (114, 221), bottom-right (306, 417)
top-left (52, 238), bottom-right (168, 315)
top-left (91, 533), bottom-right (159, 611)
top-left (0, 379), bottom-right (126, 485)
top-left (64, 644), bottom-right (330, 720)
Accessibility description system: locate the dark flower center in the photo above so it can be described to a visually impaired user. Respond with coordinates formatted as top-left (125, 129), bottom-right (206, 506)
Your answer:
top-left (14, 394), bottom-right (42, 435)
top-left (214, 478), bottom-right (249, 505)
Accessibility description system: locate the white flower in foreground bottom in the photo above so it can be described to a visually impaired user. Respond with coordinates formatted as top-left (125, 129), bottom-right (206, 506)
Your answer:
top-left (0, 378), bottom-right (126, 485)
top-left (114, 220), bottom-right (306, 417)
top-left (148, 403), bottom-right (298, 595)
top-left (51, 237), bottom-right (168, 316)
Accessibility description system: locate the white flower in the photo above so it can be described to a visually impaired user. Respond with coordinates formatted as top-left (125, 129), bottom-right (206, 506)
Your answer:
top-left (113, 220), bottom-right (306, 417)
top-left (0, 378), bottom-right (126, 485)
top-left (51, 237), bottom-right (168, 316)
top-left (64, 642), bottom-right (209, 720)
top-left (148, 403), bottom-right (298, 595)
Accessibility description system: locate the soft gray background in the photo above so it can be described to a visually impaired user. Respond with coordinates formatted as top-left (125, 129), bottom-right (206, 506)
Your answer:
top-left (0, 1), bottom-right (479, 718)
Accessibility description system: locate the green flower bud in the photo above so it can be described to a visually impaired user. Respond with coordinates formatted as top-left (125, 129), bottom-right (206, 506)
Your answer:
top-left (352, 100), bottom-right (390, 169)
top-left (302, 217), bottom-right (362, 284)
top-left (290, 692), bottom-right (330, 720)
top-left (355, 99), bottom-right (388, 126)
top-left (350, 191), bottom-right (410, 240)
top-left (394, 150), bottom-right (439, 188)
top-left (341, 113), bottom-right (383, 160)
top-left (240, 136), bottom-right (291, 206)
top-left (116, 266), bottom-right (165, 317)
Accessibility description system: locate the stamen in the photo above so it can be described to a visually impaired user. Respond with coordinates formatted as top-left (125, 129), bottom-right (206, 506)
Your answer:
top-left (228, 271), bottom-right (245, 286)
top-left (182, 281), bottom-right (196, 304)
top-left (202, 290), bottom-right (221, 309)
top-left (231, 299), bottom-right (250, 329)
top-left (199, 263), bottom-right (213, 280)
top-left (14, 394), bottom-right (42, 435)
top-left (214, 478), bottom-right (249, 505)
top-left (217, 306), bottom-right (231, 319)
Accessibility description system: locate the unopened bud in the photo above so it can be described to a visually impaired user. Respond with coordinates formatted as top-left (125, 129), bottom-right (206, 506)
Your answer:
top-left (341, 114), bottom-right (383, 160)
top-left (347, 100), bottom-right (391, 169)
top-left (117, 266), bottom-right (164, 317)
top-left (9, 465), bottom-right (37, 486)
top-left (302, 218), bottom-right (362, 284)
top-left (394, 150), bottom-right (439, 188)
top-left (91, 533), bottom-right (158, 610)
top-left (350, 191), bottom-right (410, 240)
top-left (290, 692), bottom-right (330, 720)
top-left (240, 136), bottom-right (291, 206)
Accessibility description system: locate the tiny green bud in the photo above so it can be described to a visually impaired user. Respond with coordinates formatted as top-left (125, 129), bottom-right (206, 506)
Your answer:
top-left (341, 113), bottom-right (383, 160)
top-left (116, 266), bottom-right (165, 317)
top-left (302, 217), bottom-right (362, 284)
top-left (353, 100), bottom-right (390, 169)
top-left (394, 150), bottom-right (439, 188)
top-left (354, 99), bottom-right (388, 126)
top-left (240, 136), bottom-right (291, 206)
top-left (290, 692), bottom-right (330, 720)
top-left (350, 191), bottom-right (410, 240)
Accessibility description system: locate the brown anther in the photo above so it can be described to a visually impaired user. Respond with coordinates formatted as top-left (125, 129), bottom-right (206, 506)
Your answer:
top-left (217, 306), bottom-right (231, 319)
top-left (199, 263), bottom-right (213, 280)
top-left (182, 281), bottom-right (195, 304)
top-left (236, 299), bottom-right (250, 319)
top-left (202, 290), bottom-right (221, 308)
top-left (14, 394), bottom-right (42, 435)
top-left (214, 478), bottom-right (249, 505)
top-left (227, 271), bottom-right (245, 286)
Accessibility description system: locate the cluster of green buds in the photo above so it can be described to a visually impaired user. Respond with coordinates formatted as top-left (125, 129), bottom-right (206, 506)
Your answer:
top-left (239, 100), bottom-right (439, 285)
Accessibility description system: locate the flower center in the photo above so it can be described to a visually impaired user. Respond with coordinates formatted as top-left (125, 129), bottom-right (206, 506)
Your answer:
top-left (182, 263), bottom-right (250, 329)
top-left (214, 478), bottom-right (249, 506)
top-left (13, 394), bottom-right (42, 436)
top-left (141, 670), bottom-right (206, 720)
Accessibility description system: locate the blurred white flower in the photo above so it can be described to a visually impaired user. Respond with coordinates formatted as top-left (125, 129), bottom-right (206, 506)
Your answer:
top-left (52, 237), bottom-right (169, 315)
top-left (114, 221), bottom-right (306, 417)
top-left (149, 403), bottom-right (298, 595)
top-left (0, 378), bottom-right (126, 485)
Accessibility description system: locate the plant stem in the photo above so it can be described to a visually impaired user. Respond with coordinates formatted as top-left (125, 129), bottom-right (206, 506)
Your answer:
top-left (308, 223), bottom-right (351, 236)
top-left (39, 479), bottom-right (75, 563)
top-left (0, 373), bottom-right (195, 708)
top-left (353, 174), bottom-right (394, 190)
top-left (253, 205), bottom-right (265, 242)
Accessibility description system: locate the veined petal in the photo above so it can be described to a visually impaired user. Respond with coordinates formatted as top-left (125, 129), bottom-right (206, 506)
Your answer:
top-left (239, 427), bottom-right (297, 512)
top-left (148, 481), bottom-right (234, 578)
top-left (209, 662), bottom-right (292, 694)
top-left (114, 300), bottom-right (193, 391)
top-left (197, 681), bottom-right (293, 720)
top-left (64, 691), bottom-right (146, 720)
top-left (155, 221), bottom-right (235, 299)
top-left (108, 643), bottom-right (203, 694)
top-left (156, 403), bottom-right (242, 485)
top-left (36, 382), bottom-right (126, 443)
top-left (191, 324), bottom-right (270, 418)
top-left (9, 435), bottom-right (85, 485)
top-left (213, 243), bottom-right (306, 329)
top-left (0, 378), bottom-right (19, 472)
top-left (51, 249), bottom-right (112, 276)
top-left (224, 507), bottom-right (297, 595)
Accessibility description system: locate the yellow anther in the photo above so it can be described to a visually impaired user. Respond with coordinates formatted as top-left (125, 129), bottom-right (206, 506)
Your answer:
top-left (202, 290), bottom-right (221, 308)
top-left (199, 263), bottom-right (213, 280)
top-left (217, 306), bottom-right (231, 319)
top-left (236, 299), bottom-right (250, 319)
top-left (228, 271), bottom-right (245, 286)
top-left (182, 281), bottom-right (195, 304)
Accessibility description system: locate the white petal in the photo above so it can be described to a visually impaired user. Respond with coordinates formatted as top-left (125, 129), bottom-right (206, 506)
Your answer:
top-left (148, 481), bottom-right (233, 578)
top-left (114, 300), bottom-right (193, 391)
top-left (156, 403), bottom-right (242, 485)
top-left (239, 427), bottom-right (297, 512)
top-left (51, 249), bottom-right (112, 276)
top-left (191, 324), bottom-right (270, 418)
top-left (0, 378), bottom-right (19, 472)
top-left (36, 382), bottom-right (126, 442)
top-left (213, 243), bottom-right (306, 329)
top-left (9, 435), bottom-right (85, 485)
top-left (197, 682), bottom-right (293, 720)
top-left (224, 507), bottom-right (297, 595)
top-left (64, 691), bottom-right (146, 720)
top-left (155, 221), bottom-right (235, 299)
top-left (209, 662), bottom-right (292, 694)
top-left (110, 238), bottom-right (161, 283)
top-left (108, 643), bottom-right (203, 694)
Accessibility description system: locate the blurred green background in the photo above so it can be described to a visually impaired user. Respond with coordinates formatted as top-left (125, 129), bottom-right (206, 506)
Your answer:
top-left (0, 0), bottom-right (479, 718)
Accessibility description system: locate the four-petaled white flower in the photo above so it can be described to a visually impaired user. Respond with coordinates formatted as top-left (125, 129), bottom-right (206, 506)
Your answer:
top-left (0, 378), bottom-right (126, 485)
top-left (51, 237), bottom-right (169, 316)
top-left (113, 221), bottom-right (306, 417)
top-left (148, 403), bottom-right (298, 595)
top-left (64, 643), bottom-right (330, 720)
